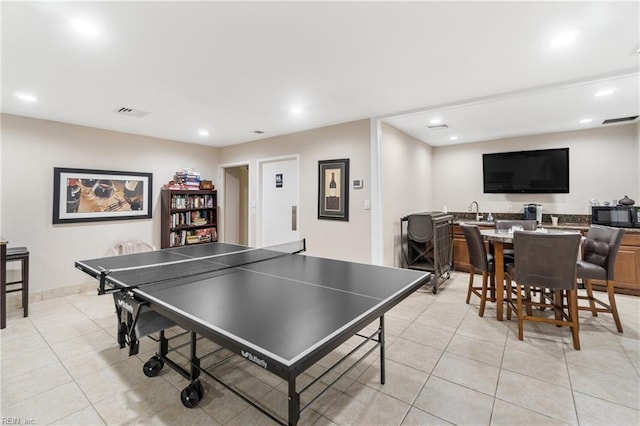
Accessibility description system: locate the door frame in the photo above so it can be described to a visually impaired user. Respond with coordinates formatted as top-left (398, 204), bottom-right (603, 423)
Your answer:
top-left (257, 154), bottom-right (300, 248)
top-left (218, 161), bottom-right (251, 246)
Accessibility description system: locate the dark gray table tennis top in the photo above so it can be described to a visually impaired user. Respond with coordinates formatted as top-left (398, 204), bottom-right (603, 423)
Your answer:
top-left (76, 242), bottom-right (430, 366)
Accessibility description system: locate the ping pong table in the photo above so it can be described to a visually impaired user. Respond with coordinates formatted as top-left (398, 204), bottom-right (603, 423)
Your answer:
top-left (75, 240), bottom-right (430, 425)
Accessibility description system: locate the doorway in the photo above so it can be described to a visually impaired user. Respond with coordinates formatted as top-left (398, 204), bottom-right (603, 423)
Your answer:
top-left (223, 165), bottom-right (249, 245)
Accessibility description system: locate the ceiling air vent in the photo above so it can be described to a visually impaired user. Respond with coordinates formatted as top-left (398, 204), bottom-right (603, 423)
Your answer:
top-left (426, 123), bottom-right (450, 130)
top-left (601, 116), bottom-right (638, 125)
top-left (114, 107), bottom-right (150, 118)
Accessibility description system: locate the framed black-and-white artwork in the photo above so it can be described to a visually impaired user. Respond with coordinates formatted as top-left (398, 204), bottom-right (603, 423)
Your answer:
top-left (318, 159), bottom-right (349, 221)
top-left (53, 167), bottom-right (152, 224)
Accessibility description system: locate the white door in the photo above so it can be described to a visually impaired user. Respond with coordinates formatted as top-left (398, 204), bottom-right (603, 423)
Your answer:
top-left (260, 157), bottom-right (299, 247)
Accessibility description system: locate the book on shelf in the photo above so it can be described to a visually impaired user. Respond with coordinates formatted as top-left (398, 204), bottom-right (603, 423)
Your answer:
top-left (170, 194), bottom-right (213, 209)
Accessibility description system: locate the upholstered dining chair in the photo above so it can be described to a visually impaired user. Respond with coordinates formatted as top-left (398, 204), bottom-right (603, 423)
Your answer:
top-left (460, 224), bottom-right (496, 317)
top-left (505, 231), bottom-right (582, 350)
top-left (577, 225), bottom-right (625, 332)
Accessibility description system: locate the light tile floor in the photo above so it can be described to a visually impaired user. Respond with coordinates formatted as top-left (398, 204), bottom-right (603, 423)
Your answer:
top-left (1, 272), bottom-right (639, 425)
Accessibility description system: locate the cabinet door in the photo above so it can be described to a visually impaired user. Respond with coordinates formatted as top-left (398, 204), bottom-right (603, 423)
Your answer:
top-left (610, 245), bottom-right (640, 294)
top-left (453, 236), bottom-right (471, 272)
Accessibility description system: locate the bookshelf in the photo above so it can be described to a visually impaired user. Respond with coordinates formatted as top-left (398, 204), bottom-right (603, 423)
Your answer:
top-left (161, 189), bottom-right (217, 248)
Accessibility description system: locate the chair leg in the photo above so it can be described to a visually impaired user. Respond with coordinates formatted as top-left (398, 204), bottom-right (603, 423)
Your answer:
top-left (516, 283), bottom-right (524, 341)
top-left (489, 273), bottom-right (496, 301)
top-left (568, 289), bottom-right (580, 350)
top-left (524, 286), bottom-right (533, 316)
top-left (505, 274), bottom-right (512, 321)
top-left (607, 280), bottom-right (623, 333)
top-left (584, 279), bottom-right (598, 316)
top-left (465, 267), bottom-right (475, 304)
top-left (554, 289), bottom-right (564, 325)
top-left (22, 256), bottom-right (29, 317)
top-left (538, 288), bottom-right (546, 311)
top-left (478, 272), bottom-right (488, 317)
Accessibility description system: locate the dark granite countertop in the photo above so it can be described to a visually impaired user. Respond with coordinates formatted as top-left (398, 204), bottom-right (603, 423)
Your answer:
top-left (450, 212), bottom-right (640, 233)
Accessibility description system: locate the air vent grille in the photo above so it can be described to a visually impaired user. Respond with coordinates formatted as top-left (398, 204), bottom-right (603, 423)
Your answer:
top-left (426, 124), bottom-right (450, 130)
top-left (114, 107), bottom-right (150, 118)
top-left (602, 116), bottom-right (638, 125)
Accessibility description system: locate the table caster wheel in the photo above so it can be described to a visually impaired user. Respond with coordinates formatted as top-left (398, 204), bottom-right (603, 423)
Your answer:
top-left (181, 381), bottom-right (203, 408)
top-left (143, 356), bottom-right (164, 377)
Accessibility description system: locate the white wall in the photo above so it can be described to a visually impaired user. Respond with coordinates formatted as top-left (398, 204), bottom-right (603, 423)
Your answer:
top-left (432, 124), bottom-right (639, 215)
top-left (1, 114), bottom-right (218, 293)
top-left (218, 120), bottom-right (371, 263)
top-left (380, 123), bottom-right (432, 267)
top-left (3, 112), bottom-right (638, 295)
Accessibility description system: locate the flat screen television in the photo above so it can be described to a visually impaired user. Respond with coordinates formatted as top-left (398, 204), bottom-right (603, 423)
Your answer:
top-left (483, 148), bottom-right (569, 193)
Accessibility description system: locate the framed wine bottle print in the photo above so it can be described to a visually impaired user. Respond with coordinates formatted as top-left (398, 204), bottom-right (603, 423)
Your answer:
top-left (318, 158), bottom-right (349, 221)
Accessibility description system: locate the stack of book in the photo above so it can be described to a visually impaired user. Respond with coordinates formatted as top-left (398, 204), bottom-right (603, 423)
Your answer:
top-left (173, 170), bottom-right (201, 189)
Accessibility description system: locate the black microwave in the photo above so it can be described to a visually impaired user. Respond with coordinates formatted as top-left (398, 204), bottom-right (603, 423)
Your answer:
top-left (591, 206), bottom-right (640, 228)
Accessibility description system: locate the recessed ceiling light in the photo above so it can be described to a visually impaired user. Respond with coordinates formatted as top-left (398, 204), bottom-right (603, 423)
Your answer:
top-left (70, 17), bottom-right (99, 36)
top-left (550, 30), bottom-right (579, 47)
top-left (14, 92), bottom-right (38, 102)
top-left (579, 118), bottom-right (592, 124)
top-left (198, 129), bottom-right (209, 137)
top-left (430, 118), bottom-right (442, 124)
top-left (595, 89), bottom-right (615, 97)
top-left (290, 106), bottom-right (303, 115)
top-left (449, 136), bottom-right (459, 141)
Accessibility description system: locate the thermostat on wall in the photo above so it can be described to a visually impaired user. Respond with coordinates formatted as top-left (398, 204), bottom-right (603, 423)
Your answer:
top-left (352, 178), bottom-right (363, 189)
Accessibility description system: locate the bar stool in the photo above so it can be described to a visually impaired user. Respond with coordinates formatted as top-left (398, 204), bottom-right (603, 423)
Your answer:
top-left (6, 247), bottom-right (29, 317)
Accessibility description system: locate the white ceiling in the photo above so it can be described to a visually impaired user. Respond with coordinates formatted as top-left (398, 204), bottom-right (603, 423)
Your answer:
top-left (2, 1), bottom-right (639, 148)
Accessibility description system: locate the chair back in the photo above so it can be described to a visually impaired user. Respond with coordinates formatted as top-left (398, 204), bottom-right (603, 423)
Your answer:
top-left (460, 224), bottom-right (491, 273)
top-left (494, 220), bottom-right (537, 231)
top-left (111, 239), bottom-right (156, 255)
top-left (407, 214), bottom-right (433, 243)
top-left (513, 231), bottom-right (581, 290)
top-left (582, 225), bottom-right (625, 280)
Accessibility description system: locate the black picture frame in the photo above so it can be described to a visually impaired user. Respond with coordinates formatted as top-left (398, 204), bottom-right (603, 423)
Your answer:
top-left (53, 167), bottom-right (153, 224)
top-left (318, 159), bottom-right (349, 221)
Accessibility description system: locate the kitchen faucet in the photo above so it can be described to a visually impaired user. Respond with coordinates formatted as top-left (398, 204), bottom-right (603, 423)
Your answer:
top-left (468, 201), bottom-right (482, 221)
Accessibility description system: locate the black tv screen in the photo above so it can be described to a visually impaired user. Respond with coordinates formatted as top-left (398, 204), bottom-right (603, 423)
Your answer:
top-left (483, 148), bottom-right (569, 193)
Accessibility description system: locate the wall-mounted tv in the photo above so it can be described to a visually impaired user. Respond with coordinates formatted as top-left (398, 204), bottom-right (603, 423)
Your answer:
top-left (483, 148), bottom-right (569, 193)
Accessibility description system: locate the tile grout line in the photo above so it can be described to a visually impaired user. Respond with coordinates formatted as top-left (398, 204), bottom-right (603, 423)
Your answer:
top-left (25, 297), bottom-right (109, 425)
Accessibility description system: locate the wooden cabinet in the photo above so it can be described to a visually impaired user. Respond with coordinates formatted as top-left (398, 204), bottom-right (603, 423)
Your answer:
top-left (592, 232), bottom-right (640, 296)
top-left (161, 189), bottom-right (217, 248)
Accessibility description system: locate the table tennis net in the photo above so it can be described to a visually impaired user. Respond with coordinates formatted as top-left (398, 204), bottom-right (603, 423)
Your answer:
top-left (103, 240), bottom-right (306, 289)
